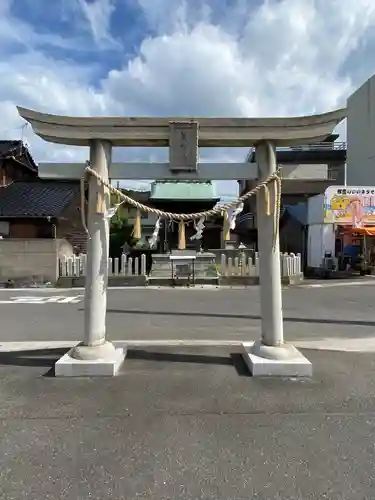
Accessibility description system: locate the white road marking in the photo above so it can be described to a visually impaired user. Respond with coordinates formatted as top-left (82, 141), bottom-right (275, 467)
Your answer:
top-left (300, 280), bottom-right (375, 289)
top-left (1, 337), bottom-right (375, 353)
top-left (0, 295), bottom-right (84, 304)
top-left (294, 337), bottom-right (375, 352)
top-left (0, 288), bottom-right (78, 293)
top-left (0, 286), bottom-right (252, 292)
top-left (58, 296), bottom-right (84, 303)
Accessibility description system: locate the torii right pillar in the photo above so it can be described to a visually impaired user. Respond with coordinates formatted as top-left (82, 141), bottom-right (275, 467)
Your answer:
top-left (242, 141), bottom-right (312, 377)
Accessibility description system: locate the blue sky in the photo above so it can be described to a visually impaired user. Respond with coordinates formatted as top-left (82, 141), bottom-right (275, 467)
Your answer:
top-left (1, 0), bottom-right (375, 200)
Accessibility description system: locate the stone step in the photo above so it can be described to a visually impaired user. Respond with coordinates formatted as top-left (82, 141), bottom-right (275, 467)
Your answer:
top-left (150, 270), bottom-right (219, 278)
top-left (148, 276), bottom-right (220, 287)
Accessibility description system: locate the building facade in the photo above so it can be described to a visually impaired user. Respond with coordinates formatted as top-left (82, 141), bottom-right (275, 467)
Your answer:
top-left (347, 74), bottom-right (375, 186)
top-left (236, 135), bottom-right (347, 259)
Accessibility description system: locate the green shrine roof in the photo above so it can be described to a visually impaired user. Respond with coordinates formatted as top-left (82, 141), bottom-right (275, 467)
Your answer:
top-left (150, 181), bottom-right (219, 201)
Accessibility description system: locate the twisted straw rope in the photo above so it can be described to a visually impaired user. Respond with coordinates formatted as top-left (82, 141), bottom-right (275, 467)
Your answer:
top-left (84, 163), bottom-right (280, 219)
top-left (83, 162), bottom-right (282, 246)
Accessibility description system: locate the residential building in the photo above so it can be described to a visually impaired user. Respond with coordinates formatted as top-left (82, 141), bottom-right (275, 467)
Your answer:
top-left (0, 141), bottom-right (88, 253)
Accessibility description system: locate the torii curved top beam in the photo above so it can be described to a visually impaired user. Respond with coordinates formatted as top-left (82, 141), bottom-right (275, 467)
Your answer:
top-left (17, 106), bottom-right (347, 147)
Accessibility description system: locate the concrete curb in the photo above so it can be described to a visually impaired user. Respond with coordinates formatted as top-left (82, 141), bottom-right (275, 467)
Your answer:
top-left (219, 274), bottom-right (304, 286)
top-left (55, 275), bottom-right (304, 288)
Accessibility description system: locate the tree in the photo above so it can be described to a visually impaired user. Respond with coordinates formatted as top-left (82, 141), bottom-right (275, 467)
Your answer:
top-left (109, 200), bottom-right (135, 258)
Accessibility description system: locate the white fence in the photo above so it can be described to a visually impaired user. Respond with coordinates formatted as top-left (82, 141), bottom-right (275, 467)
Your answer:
top-left (59, 252), bottom-right (302, 278)
top-left (219, 252), bottom-right (302, 277)
top-left (59, 254), bottom-right (147, 277)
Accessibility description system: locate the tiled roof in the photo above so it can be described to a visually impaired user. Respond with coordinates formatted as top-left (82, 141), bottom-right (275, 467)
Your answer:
top-left (0, 140), bottom-right (38, 172)
top-left (150, 181), bottom-right (219, 201)
top-left (0, 181), bottom-right (80, 218)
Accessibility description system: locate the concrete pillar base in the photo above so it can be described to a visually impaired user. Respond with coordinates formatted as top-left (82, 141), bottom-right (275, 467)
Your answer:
top-left (70, 341), bottom-right (118, 360)
top-left (242, 340), bottom-right (312, 377)
top-left (55, 342), bottom-right (126, 377)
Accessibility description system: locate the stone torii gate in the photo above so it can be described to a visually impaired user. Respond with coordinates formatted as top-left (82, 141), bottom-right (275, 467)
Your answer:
top-left (17, 106), bottom-right (346, 377)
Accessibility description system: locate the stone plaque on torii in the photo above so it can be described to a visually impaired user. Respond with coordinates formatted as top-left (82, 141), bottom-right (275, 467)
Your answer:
top-left (17, 106), bottom-right (346, 377)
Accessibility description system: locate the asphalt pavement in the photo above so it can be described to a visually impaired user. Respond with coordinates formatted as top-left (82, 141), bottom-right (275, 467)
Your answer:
top-left (0, 282), bottom-right (375, 343)
top-left (1, 282), bottom-right (375, 499)
top-left (1, 345), bottom-right (375, 499)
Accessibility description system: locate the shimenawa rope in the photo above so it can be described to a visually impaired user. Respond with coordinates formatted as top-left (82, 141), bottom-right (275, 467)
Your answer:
top-left (82, 161), bottom-right (282, 247)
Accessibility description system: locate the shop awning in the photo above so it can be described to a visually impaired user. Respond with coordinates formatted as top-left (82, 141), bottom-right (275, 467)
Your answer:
top-left (343, 226), bottom-right (375, 236)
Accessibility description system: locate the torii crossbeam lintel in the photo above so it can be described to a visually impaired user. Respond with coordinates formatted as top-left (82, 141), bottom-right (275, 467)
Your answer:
top-left (17, 106), bottom-right (346, 147)
top-left (38, 162), bottom-right (259, 180)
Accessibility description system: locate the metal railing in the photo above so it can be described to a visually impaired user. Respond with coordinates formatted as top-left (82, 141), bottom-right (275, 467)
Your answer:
top-left (246, 142), bottom-right (346, 160)
top-left (287, 142), bottom-right (346, 151)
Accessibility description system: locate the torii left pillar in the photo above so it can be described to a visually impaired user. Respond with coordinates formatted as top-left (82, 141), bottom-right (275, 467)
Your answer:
top-left (55, 140), bottom-right (125, 376)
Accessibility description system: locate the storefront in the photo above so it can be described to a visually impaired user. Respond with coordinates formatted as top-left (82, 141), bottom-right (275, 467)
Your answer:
top-left (324, 186), bottom-right (375, 273)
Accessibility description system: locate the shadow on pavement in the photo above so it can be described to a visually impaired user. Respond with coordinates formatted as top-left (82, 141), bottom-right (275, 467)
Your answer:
top-left (127, 349), bottom-right (232, 365)
top-left (0, 348), bottom-right (68, 369)
top-left (126, 349), bottom-right (250, 377)
top-left (0, 348), bottom-right (251, 378)
top-left (102, 308), bottom-right (375, 328)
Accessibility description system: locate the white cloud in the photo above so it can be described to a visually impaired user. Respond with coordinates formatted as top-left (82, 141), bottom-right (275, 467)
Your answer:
top-left (1, 0), bottom-right (375, 196)
top-left (76, 0), bottom-right (120, 47)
